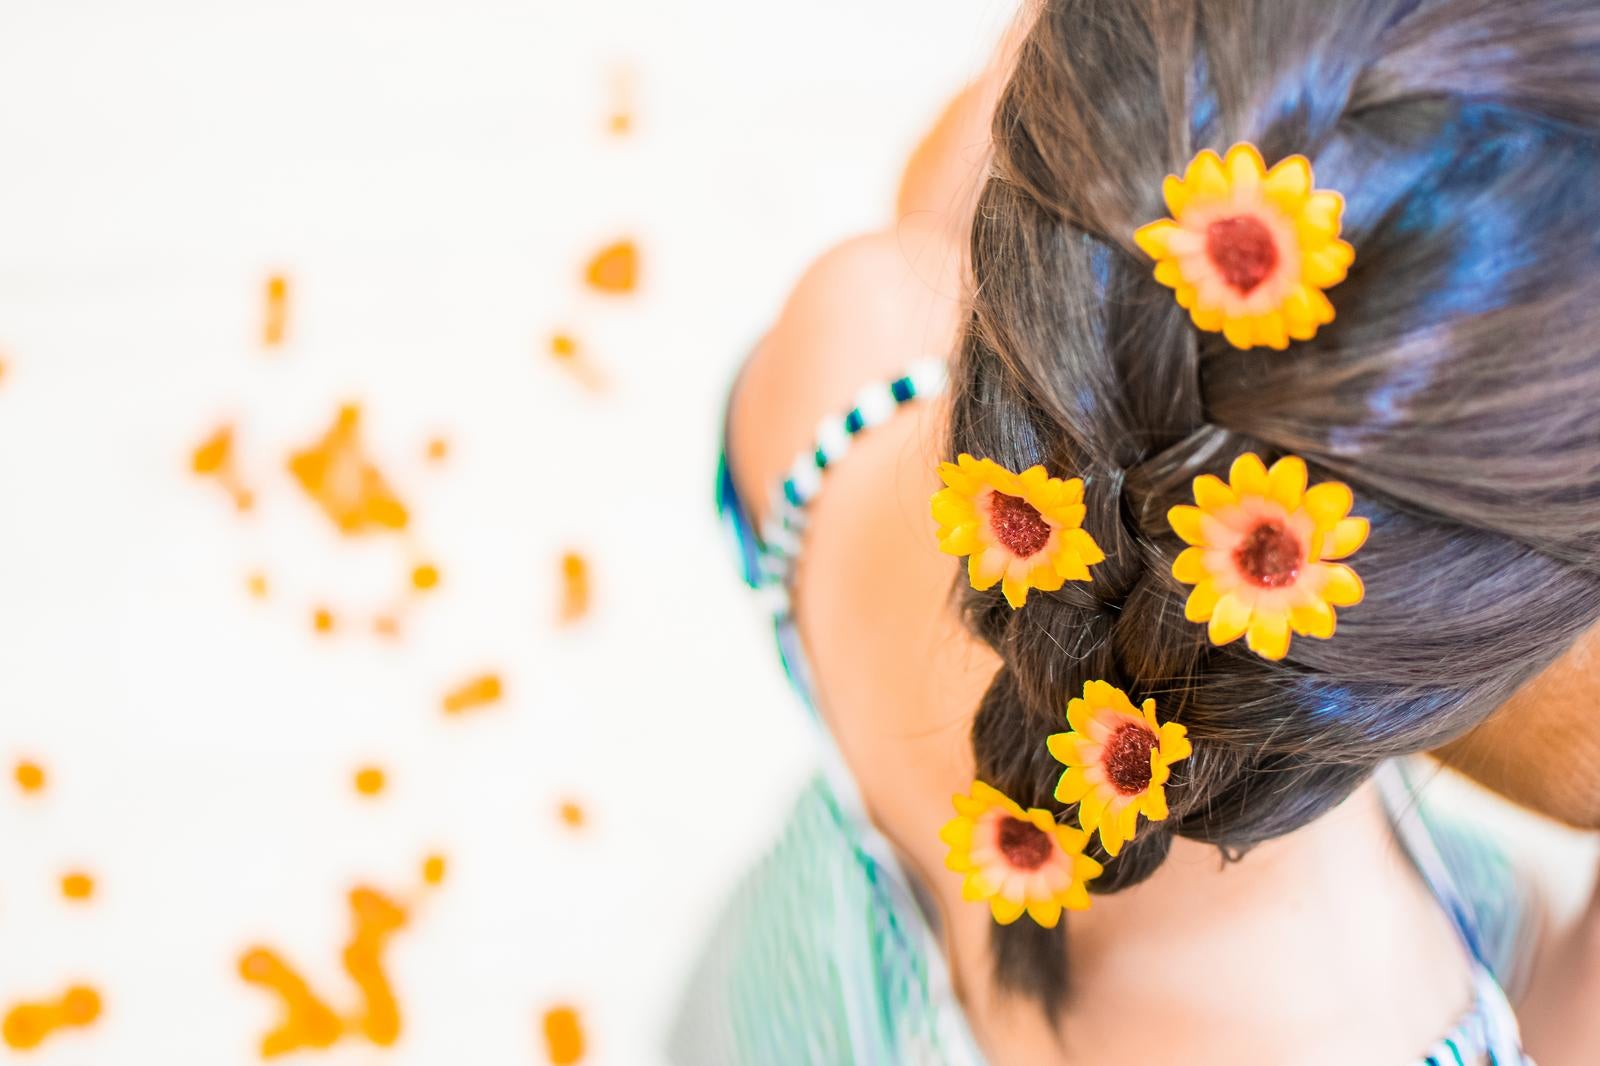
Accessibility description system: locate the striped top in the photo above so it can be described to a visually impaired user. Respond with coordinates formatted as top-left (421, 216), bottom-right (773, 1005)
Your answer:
top-left (672, 362), bottom-right (1534, 1066)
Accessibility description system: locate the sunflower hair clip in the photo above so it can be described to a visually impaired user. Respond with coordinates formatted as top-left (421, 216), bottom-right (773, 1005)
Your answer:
top-left (1168, 452), bottom-right (1368, 661)
top-left (930, 455), bottom-right (1106, 608)
top-left (1134, 142), bottom-right (1354, 351)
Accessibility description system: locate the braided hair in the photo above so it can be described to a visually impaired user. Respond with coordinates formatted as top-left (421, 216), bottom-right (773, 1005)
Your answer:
top-left (952, 0), bottom-right (1600, 1010)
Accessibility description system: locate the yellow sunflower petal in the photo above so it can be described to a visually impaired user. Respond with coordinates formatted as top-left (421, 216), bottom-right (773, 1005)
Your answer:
top-left (1061, 527), bottom-right (1107, 566)
top-left (962, 871), bottom-right (993, 902)
top-left (1208, 592), bottom-right (1252, 645)
top-left (1154, 258), bottom-right (1185, 288)
top-left (1158, 722), bottom-right (1192, 762)
top-left (1065, 882), bottom-right (1092, 911)
top-left (1027, 899), bottom-right (1063, 928)
top-left (938, 460), bottom-right (979, 494)
top-left (1078, 787), bottom-right (1109, 833)
top-left (1139, 697), bottom-right (1159, 730)
top-left (1054, 823), bottom-right (1089, 854)
top-left (1172, 545), bottom-right (1210, 584)
top-left (1267, 455), bottom-right (1308, 512)
top-left (1047, 734), bottom-right (1090, 770)
top-left (1072, 853), bottom-right (1103, 883)
top-left (1324, 516), bottom-right (1369, 560)
top-left (1289, 597), bottom-right (1336, 639)
top-left (1192, 474), bottom-right (1238, 513)
top-left (1223, 142), bottom-right (1266, 192)
top-left (1183, 149), bottom-right (1229, 205)
top-left (1255, 312), bottom-right (1290, 351)
top-left (1297, 189), bottom-right (1343, 241)
top-left (1001, 574), bottom-right (1030, 609)
top-left (1262, 154), bottom-right (1312, 215)
top-left (1168, 504), bottom-right (1207, 545)
top-left (938, 817), bottom-right (973, 849)
top-left (1246, 609), bottom-right (1292, 661)
top-left (1143, 782), bottom-right (1169, 822)
top-left (931, 488), bottom-right (977, 527)
top-left (1229, 453), bottom-right (1270, 497)
top-left (938, 523), bottom-right (982, 555)
top-left (968, 551), bottom-right (1003, 591)
top-left (990, 896), bottom-right (1026, 925)
top-left (1303, 239), bottom-right (1355, 288)
top-left (1282, 286), bottom-right (1320, 340)
top-left (1191, 304), bottom-right (1226, 332)
top-left (1320, 563), bottom-right (1364, 606)
top-left (1303, 481), bottom-right (1354, 527)
top-left (1184, 580), bottom-right (1221, 622)
top-left (1099, 813), bottom-right (1126, 858)
top-left (1065, 697), bottom-right (1093, 736)
top-left (1223, 316), bottom-right (1255, 350)
top-left (1135, 219), bottom-right (1182, 260)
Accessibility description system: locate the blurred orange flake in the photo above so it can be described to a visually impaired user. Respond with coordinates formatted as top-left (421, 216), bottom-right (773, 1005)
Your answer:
top-left (353, 766), bottom-right (386, 796)
top-left (411, 563), bottom-right (440, 591)
top-left (240, 885), bottom-right (409, 1058)
top-left (421, 854), bottom-right (446, 886)
top-left (559, 552), bottom-right (591, 624)
top-left (288, 405), bottom-right (409, 535)
top-left (542, 1005), bottom-right (586, 1065)
top-left (60, 872), bottom-right (94, 902)
top-left (425, 436), bottom-right (449, 463)
top-left (247, 571), bottom-right (270, 599)
top-left (442, 673), bottom-right (502, 715)
top-left (262, 273), bottom-right (290, 348)
top-left (192, 424), bottom-right (255, 512)
top-left (1, 985), bottom-right (101, 1051)
top-left (312, 607), bottom-right (336, 634)
top-left (13, 759), bottom-right (45, 793)
top-left (558, 801), bottom-right (586, 830)
top-left (584, 240), bottom-right (638, 294)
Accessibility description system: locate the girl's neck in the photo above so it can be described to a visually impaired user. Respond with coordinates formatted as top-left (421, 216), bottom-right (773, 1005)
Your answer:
top-left (951, 778), bottom-right (1476, 1064)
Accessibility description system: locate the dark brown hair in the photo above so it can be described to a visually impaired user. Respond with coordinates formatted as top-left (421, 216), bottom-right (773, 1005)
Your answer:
top-left (949, 0), bottom-right (1600, 1010)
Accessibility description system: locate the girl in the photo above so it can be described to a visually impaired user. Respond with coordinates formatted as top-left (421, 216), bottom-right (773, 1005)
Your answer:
top-left (679, 2), bottom-right (1600, 1062)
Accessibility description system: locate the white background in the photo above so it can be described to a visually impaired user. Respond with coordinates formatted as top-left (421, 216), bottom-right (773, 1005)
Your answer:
top-left (0, 1), bottom-right (1013, 1063)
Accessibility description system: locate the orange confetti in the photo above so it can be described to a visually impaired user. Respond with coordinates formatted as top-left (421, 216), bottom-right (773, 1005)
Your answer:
top-left (584, 240), bottom-right (638, 294)
top-left (542, 1005), bottom-right (586, 1065)
top-left (14, 759), bottom-right (45, 793)
top-left (411, 563), bottom-right (440, 591)
top-left (547, 333), bottom-right (608, 392)
top-left (247, 571), bottom-right (269, 599)
top-left (239, 949), bottom-right (342, 1057)
top-left (372, 614), bottom-right (401, 639)
top-left (550, 332), bottom-right (579, 360)
top-left (192, 424), bottom-right (254, 512)
top-left (240, 885), bottom-right (410, 1058)
top-left (60, 872), bottom-right (94, 901)
top-left (354, 766), bottom-right (386, 797)
top-left (606, 64), bottom-right (635, 137)
top-left (313, 607), bottom-right (336, 634)
top-left (288, 405), bottom-right (409, 535)
top-left (442, 673), bottom-right (502, 715)
top-left (559, 552), bottom-right (591, 624)
top-left (263, 273), bottom-right (290, 347)
top-left (425, 437), bottom-right (449, 463)
top-left (421, 854), bottom-right (446, 886)
top-left (2, 985), bottom-right (101, 1051)
top-left (558, 801), bottom-right (586, 829)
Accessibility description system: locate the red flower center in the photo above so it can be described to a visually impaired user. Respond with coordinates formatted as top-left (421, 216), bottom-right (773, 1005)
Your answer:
top-left (1234, 520), bottom-right (1303, 588)
top-left (1206, 216), bottom-right (1278, 295)
top-left (988, 493), bottom-right (1052, 558)
top-left (1103, 723), bottom-right (1158, 795)
top-left (997, 816), bottom-right (1055, 870)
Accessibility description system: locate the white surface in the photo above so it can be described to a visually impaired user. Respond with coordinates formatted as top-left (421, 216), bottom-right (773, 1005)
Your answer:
top-left (0, 2), bottom-right (1013, 1063)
